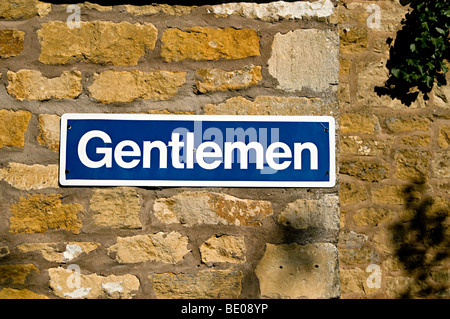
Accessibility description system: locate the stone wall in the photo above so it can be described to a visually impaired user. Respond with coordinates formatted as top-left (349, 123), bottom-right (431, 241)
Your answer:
top-left (0, 0), bottom-right (341, 299)
top-left (338, 0), bottom-right (449, 298)
top-left (0, 0), bottom-right (448, 300)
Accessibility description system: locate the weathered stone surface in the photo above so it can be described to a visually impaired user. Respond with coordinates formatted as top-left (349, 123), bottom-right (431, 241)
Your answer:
top-left (38, 21), bottom-right (158, 65)
top-left (125, 4), bottom-right (194, 16)
top-left (149, 269), bottom-right (243, 299)
top-left (0, 30), bottom-right (24, 58)
top-left (339, 27), bottom-right (368, 54)
top-left (195, 65), bottom-right (262, 93)
top-left (0, 264), bottom-right (38, 284)
top-left (432, 151), bottom-right (450, 178)
top-left (385, 276), bottom-right (412, 298)
top-left (211, 0), bottom-right (334, 21)
top-left (161, 27), bottom-right (260, 62)
top-left (394, 149), bottom-right (432, 181)
top-left (278, 195), bottom-right (340, 231)
top-left (203, 96), bottom-right (335, 116)
top-left (340, 159), bottom-right (389, 182)
top-left (200, 235), bottom-right (246, 264)
top-left (400, 134), bottom-right (430, 147)
top-left (90, 187), bottom-right (142, 229)
top-left (74, 2), bottom-right (112, 11)
top-left (433, 82), bottom-right (450, 109)
top-left (7, 70), bottom-right (82, 101)
top-left (88, 70), bottom-right (186, 103)
top-left (372, 185), bottom-right (420, 205)
top-left (438, 125), bottom-right (450, 148)
top-left (37, 114), bottom-right (60, 152)
top-left (353, 208), bottom-right (395, 226)
top-left (340, 136), bottom-right (393, 156)
top-left (339, 182), bottom-right (369, 206)
top-left (255, 243), bottom-right (340, 298)
top-left (107, 232), bottom-right (190, 264)
top-left (153, 191), bottom-right (273, 227)
top-left (356, 57), bottom-right (428, 109)
top-left (339, 58), bottom-right (352, 75)
top-left (9, 194), bottom-right (83, 234)
top-left (0, 288), bottom-right (49, 299)
top-left (339, 231), bottom-right (379, 265)
top-left (0, 163), bottom-right (58, 190)
top-left (338, 1), bottom-right (406, 32)
top-left (49, 267), bottom-right (139, 299)
top-left (340, 113), bottom-right (380, 133)
top-left (385, 116), bottom-right (431, 132)
top-left (0, 110), bottom-right (31, 148)
top-left (17, 242), bottom-right (100, 263)
top-left (340, 268), bottom-right (378, 296)
top-left (268, 29), bottom-right (339, 92)
top-left (0, 0), bottom-right (50, 19)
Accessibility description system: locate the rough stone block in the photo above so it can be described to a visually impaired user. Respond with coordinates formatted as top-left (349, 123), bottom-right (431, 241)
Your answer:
top-left (38, 21), bottom-right (157, 65)
top-left (161, 27), bottom-right (260, 62)
top-left (89, 187), bottom-right (142, 229)
top-left (49, 267), bottom-right (139, 299)
top-left (203, 96), bottom-right (335, 116)
top-left (0, 163), bottom-right (58, 190)
top-left (268, 29), bottom-right (339, 92)
top-left (0, 264), bottom-right (38, 284)
top-left (195, 65), bottom-right (262, 93)
top-left (371, 185), bottom-right (420, 205)
top-left (7, 70), bottom-right (82, 101)
top-left (0, 288), bottom-right (48, 299)
top-left (340, 136), bottom-right (393, 156)
top-left (0, 0), bottom-right (50, 19)
top-left (0, 30), bottom-right (24, 58)
top-left (353, 208), bottom-right (395, 226)
top-left (88, 70), bottom-right (186, 103)
top-left (200, 235), bottom-right (246, 264)
top-left (339, 27), bottom-right (368, 54)
top-left (0, 110), bottom-right (31, 148)
top-left (149, 269), bottom-right (243, 299)
top-left (255, 243), bottom-right (340, 298)
top-left (9, 194), bottom-right (83, 234)
top-left (37, 114), bottom-right (60, 152)
top-left (340, 268), bottom-right (378, 296)
top-left (400, 134), bottom-right (430, 147)
top-left (107, 232), bottom-right (190, 264)
top-left (340, 113), bottom-right (380, 133)
top-left (211, 0), bottom-right (335, 21)
top-left (432, 151), bottom-right (450, 178)
top-left (438, 125), bottom-right (450, 148)
top-left (125, 4), bottom-right (194, 16)
top-left (278, 195), bottom-right (340, 231)
top-left (340, 159), bottom-right (389, 182)
top-left (385, 116), bottom-right (431, 132)
top-left (153, 191), bottom-right (272, 227)
top-left (340, 182), bottom-right (369, 206)
top-left (17, 242), bottom-right (100, 263)
top-left (394, 149), bottom-right (432, 181)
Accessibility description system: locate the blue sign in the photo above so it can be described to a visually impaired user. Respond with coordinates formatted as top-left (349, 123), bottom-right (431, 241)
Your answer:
top-left (59, 114), bottom-right (335, 187)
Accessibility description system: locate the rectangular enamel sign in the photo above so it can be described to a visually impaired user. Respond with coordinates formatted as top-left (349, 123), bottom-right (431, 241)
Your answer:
top-left (59, 114), bottom-right (336, 187)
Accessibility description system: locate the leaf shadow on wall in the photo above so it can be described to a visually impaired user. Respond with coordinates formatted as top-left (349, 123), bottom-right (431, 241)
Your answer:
top-left (389, 176), bottom-right (449, 298)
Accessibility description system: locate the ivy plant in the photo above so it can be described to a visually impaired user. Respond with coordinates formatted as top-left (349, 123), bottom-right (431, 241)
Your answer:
top-left (378, 0), bottom-right (450, 105)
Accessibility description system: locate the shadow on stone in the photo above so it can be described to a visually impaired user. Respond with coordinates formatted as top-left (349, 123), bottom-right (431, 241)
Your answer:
top-left (390, 176), bottom-right (449, 298)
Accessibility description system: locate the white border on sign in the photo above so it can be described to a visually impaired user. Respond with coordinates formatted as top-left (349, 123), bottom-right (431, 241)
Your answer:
top-left (59, 114), bottom-right (336, 188)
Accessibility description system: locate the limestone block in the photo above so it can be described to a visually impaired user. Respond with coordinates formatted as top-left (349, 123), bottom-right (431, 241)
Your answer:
top-left (268, 29), bottom-right (339, 92)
